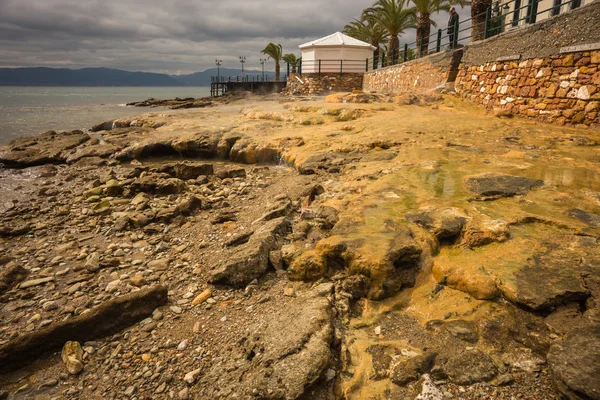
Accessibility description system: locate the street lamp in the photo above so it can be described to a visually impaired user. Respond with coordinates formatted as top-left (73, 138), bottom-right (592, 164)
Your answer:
top-left (215, 59), bottom-right (222, 81)
top-left (259, 58), bottom-right (266, 81)
top-left (239, 56), bottom-right (246, 79)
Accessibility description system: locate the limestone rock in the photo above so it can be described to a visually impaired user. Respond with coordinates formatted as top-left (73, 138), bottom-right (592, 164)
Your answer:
top-left (61, 341), bottom-right (84, 375)
top-left (209, 218), bottom-right (291, 286)
top-left (439, 348), bottom-right (497, 385)
top-left (548, 325), bottom-right (600, 400)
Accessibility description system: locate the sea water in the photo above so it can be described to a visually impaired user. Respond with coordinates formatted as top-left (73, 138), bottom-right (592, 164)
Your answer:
top-left (0, 86), bottom-right (210, 144)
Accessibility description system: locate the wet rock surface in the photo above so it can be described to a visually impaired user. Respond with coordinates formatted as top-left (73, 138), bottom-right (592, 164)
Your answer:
top-left (0, 92), bottom-right (599, 399)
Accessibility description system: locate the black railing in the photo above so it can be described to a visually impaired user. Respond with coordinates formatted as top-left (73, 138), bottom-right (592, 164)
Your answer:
top-left (210, 74), bottom-right (287, 83)
top-left (364, 0), bottom-right (587, 70)
top-left (296, 59), bottom-right (371, 76)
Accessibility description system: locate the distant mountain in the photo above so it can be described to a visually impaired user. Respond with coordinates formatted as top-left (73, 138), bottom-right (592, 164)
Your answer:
top-left (0, 67), bottom-right (277, 87)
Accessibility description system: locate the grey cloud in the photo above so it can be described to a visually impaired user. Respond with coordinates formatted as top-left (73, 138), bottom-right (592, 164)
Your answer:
top-left (0, 0), bottom-right (470, 73)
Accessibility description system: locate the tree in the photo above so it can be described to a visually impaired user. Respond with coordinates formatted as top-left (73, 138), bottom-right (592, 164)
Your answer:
top-left (261, 43), bottom-right (283, 81)
top-left (283, 53), bottom-right (300, 74)
top-left (365, 0), bottom-right (416, 66)
top-left (411, 0), bottom-right (469, 57)
top-left (343, 14), bottom-right (387, 69)
top-left (471, 0), bottom-right (491, 40)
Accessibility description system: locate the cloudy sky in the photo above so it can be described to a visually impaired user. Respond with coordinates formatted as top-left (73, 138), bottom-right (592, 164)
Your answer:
top-left (0, 0), bottom-right (470, 74)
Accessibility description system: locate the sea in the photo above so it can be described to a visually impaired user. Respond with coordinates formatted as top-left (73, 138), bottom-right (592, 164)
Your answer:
top-left (0, 86), bottom-right (211, 145)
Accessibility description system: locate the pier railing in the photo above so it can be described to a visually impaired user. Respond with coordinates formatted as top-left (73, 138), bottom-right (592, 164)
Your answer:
top-left (211, 74), bottom-right (287, 83)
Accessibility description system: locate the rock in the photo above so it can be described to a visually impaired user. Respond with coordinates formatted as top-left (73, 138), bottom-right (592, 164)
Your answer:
top-left (0, 286), bottom-right (168, 373)
top-left (406, 207), bottom-right (469, 241)
top-left (19, 276), bottom-right (55, 289)
top-left (129, 175), bottom-right (187, 195)
top-left (465, 173), bottom-right (544, 200)
top-left (391, 352), bottom-right (437, 386)
top-left (178, 387), bottom-right (189, 399)
top-left (417, 374), bottom-right (445, 400)
top-left (192, 289), bottom-right (212, 306)
top-left (216, 168), bottom-right (247, 179)
top-left (461, 214), bottom-right (509, 248)
top-left (84, 252), bottom-right (101, 272)
top-left (210, 217), bottom-right (291, 286)
top-left (159, 162), bottom-right (214, 180)
top-left (439, 348), bottom-right (497, 385)
top-left (61, 341), bottom-right (84, 375)
top-left (497, 373), bottom-right (515, 386)
top-left (443, 320), bottom-right (479, 343)
top-left (200, 294), bottom-right (333, 399)
top-left (0, 262), bottom-right (28, 296)
top-left (184, 368), bottom-right (201, 385)
top-left (548, 325), bottom-right (600, 400)
top-left (105, 279), bottom-right (121, 293)
top-left (130, 274), bottom-right (146, 287)
top-left (567, 208), bottom-right (600, 227)
top-left (0, 130), bottom-right (90, 168)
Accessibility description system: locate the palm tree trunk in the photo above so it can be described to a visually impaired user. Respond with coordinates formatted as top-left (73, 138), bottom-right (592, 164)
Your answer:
top-left (416, 13), bottom-right (431, 57)
top-left (472, 0), bottom-right (492, 41)
top-left (388, 36), bottom-right (400, 66)
top-left (275, 62), bottom-right (280, 81)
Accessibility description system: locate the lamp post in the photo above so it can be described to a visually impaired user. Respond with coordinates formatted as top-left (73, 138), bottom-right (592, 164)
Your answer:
top-left (239, 56), bottom-right (246, 80)
top-left (259, 58), bottom-right (266, 81)
top-left (215, 59), bottom-right (222, 81)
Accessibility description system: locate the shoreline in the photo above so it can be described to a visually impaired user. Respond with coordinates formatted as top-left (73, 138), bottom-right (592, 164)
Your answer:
top-left (1, 91), bottom-right (600, 399)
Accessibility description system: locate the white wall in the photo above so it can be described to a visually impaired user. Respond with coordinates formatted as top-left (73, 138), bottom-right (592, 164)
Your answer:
top-left (300, 46), bottom-right (372, 73)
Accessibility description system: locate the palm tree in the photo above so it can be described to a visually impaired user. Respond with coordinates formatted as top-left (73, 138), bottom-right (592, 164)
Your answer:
top-left (411, 0), bottom-right (469, 57)
top-left (365, 0), bottom-right (416, 66)
top-left (261, 43), bottom-right (283, 81)
top-left (282, 54), bottom-right (300, 74)
top-left (471, 0), bottom-right (491, 40)
top-left (343, 14), bottom-right (387, 69)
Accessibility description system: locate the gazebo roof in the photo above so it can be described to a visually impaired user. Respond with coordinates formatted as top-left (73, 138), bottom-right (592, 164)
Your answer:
top-left (299, 32), bottom-right (376, 50)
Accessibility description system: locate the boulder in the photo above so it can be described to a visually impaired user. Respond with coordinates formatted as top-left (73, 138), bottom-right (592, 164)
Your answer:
top-left (548, 325), bottom-right (600, 400)
top-left (0, 262), bottom-right (28, 296)
top-left (197, 293), bottom-right (333, 399)
top-left (210, 218), bottom-right (291, 286)
top-left (465, 173), bottom-right (544, 200)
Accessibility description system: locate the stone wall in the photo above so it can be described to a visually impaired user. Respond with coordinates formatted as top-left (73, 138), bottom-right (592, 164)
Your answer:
top-left (362, 50), bottom-right (462, 95)
top-left (454, 51), bottom-right (600, 127)
top-left (284, 73), bottom-right (363, 96)
top-left (454, 1), bottom-right (600, 128)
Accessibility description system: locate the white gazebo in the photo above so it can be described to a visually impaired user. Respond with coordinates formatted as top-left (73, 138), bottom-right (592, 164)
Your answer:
top-left (299, 32), bottom-right (376, 74)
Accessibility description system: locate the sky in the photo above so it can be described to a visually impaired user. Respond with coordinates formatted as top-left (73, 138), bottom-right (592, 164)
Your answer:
top-left (0, 0), bottom-right (471, 74)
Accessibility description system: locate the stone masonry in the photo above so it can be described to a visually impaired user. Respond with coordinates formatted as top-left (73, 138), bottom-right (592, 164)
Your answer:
top-left (284, 73), bottom-right (363, 96)
top-left (362, 50), bottom-right (461, 95)
top-left (454, 51), bottom-right (600, 127)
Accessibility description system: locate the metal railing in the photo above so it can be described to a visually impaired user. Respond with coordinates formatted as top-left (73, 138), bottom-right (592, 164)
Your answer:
top-left (210, 74), bottom-right (287, 83)
top-left (364, 0), bottom-right (587, 70)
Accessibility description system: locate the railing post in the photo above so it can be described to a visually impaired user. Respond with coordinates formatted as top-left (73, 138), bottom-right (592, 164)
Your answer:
top-left (419, 37), bottom-right (424, 58)
top-left (366, 58), bottom-right (369, 72)
top-left (318, 59), bottom-right (321, 77)
top-left (287, 62), bottom-right (290, 77)
top-left (436, 29), bottom-right (442, 53)
top-left (340, 60), bottom-right (343, 76)
top-left (529, 0), bottom-right (539, 23)
top-left (403, 43), bottom-right (408, 63)
top-left (381, 51), bottom-right (385, 68)
top-left (484, 7), bottom-right (492, 38)
top-left (453, 19), bottom-right (459, 49)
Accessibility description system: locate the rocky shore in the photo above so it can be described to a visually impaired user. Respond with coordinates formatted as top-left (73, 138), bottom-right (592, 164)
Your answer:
top-left (0, 91), bottom-right (599, 400)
